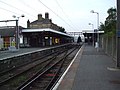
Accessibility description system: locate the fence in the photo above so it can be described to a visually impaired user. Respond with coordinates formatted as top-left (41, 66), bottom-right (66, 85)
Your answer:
top-left (99, 35), bottom-right (116, 61)
top-left (0, 38), bottom-right (3, 50)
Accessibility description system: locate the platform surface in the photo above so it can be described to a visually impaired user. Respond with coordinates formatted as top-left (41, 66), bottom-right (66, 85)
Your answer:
top-left (56, 44), bottom-right (120, 90)
top-left (0, 44), bottom-right (71, 60)
top-left (0, 48), bottom-right (44, 60)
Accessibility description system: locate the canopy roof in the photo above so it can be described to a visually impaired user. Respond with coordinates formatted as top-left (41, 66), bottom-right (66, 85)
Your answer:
top-left (22, 28), bottom-right (73, 37)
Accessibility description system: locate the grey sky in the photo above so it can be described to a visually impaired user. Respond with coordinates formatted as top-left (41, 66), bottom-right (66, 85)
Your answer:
top-left (0, 0), bottom-right (116, 32)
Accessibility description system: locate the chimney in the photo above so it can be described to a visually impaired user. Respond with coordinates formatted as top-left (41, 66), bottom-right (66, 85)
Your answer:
top-left (50, 19), bottom-right (52, 23)
top-left (45, 12), bottom-right (49, 19)
top-left (27, 20), bottom-right (30, 28)
top-left (38, 14), bottom-right (43, 20)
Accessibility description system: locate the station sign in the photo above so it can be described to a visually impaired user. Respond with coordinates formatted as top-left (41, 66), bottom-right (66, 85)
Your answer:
top-left (117, 31), bottom-right (120, 37)
top-left (94, 29), bottom-right (98, 32)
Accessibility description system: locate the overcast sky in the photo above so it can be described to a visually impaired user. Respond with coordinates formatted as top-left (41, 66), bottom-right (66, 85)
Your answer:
top-left (0, 0), bottom-right (116, 32)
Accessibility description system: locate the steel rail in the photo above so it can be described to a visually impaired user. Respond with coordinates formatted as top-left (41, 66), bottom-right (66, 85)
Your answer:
top-left (18, 47), bottom-right (79, 90)
top-left (0, 49), bottom-right (67, 89)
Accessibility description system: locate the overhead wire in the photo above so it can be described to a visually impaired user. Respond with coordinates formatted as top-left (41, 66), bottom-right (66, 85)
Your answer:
top-left (0, 6), bottom-right (26, 27)
top-left (0, 0), bottom-right (38, 27)
top-left (54, 0), bottom-right (81, 32)
top-left (18, 0), bottom-right (39, 14)
top-left (0, 0), bottom-right (80, 31)
top-left (37, 0), bottom-right (76, 30)
top-left (0, 0), bottom-right (36, 18)
top-left (18, 0), bottom-right (75, 30)
top-left (0, 6), bottom-right (19, 15)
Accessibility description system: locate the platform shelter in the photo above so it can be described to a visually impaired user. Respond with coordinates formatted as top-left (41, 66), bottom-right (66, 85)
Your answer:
top-left (22, 28), bottom-right (74, 47)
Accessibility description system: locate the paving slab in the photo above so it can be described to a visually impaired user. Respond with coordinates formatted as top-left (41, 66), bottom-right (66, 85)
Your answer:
top-left (56, 44), bottom-right (120, 90)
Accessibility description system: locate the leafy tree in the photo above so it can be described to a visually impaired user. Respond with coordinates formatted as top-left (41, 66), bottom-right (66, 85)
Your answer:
top-left (59, 27), bottom-right (66, 33)
top-left (99, 7), bottom-right (116, 36)
top-left (99, 22), bottom-right (105, 31)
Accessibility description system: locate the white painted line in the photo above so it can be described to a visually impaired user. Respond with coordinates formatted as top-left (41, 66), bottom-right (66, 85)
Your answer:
top-left (0, 48), bottom-right (45, 61)
top-left (52, 46), bottom-right (83, 90)
top-left (107, 67), bottom-right (120, 71)
top-left (0, 44), bottom-right (70, 61)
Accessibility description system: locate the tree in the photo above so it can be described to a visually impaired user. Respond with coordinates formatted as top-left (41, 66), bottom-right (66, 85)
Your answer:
top-left (99, 7), bottom-right (116, 36)
top-left (59, 27), bottom-right (66, 33)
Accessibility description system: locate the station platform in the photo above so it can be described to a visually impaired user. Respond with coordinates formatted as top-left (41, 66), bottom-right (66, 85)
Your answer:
top-left (0, 44), bottom-right (72, 60)
top-left (0, 47), bottom-right (45, 60)
top-left (55, 44), bottom-right (120, 90)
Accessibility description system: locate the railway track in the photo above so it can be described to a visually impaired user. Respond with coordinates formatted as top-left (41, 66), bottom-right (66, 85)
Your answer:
top-left (0, 45), bottom-right (80, 90)
top-left (17, 46), bottom-right (80, 90)
top-left (0, 49), bottom-right (67, 89)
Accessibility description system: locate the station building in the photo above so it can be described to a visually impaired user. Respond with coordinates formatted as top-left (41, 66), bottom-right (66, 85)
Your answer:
top-left (0, 26), bottom-right (24, 49)
top-left (82, 30), bottom-right (104, 45)
top-left (22, 13), bottom-right (73, 47)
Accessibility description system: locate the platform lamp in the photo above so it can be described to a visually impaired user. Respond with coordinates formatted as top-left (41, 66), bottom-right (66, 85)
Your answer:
top-left (90, 10), bottom-right (99, 51)
top-left (89, 23), bottom-right (94, 46)
top-left (12, 14), bottom-right (25, 50)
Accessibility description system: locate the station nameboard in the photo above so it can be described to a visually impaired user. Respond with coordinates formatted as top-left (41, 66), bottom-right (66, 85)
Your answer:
top-left (117, 31), bottom-right (120, 37)
top-left (94, 29), bottom-right (98, 32)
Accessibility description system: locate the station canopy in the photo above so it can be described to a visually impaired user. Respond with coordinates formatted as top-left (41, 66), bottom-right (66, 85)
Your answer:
top-left (22, 28), bottom-right (73, 37)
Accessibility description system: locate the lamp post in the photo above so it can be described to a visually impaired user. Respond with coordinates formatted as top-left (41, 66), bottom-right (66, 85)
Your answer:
top-left (12, 14), bottom-right (25, 50)
top-left (91, 10), bottom-right (99, 51)
top-left (89, 23), bottom-right (94, 46)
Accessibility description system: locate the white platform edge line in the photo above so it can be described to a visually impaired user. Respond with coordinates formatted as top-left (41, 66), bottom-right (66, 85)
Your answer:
top-left (0, 48), bottom-right (45, 61)
top-left (52, 45), bottom-right (83, 90)
top-left (0, 44), bottom-right (69, 61)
